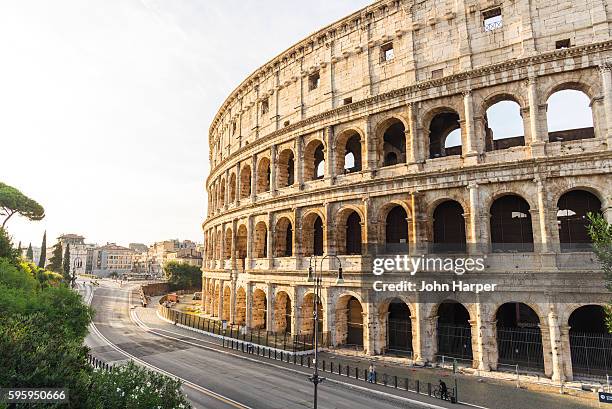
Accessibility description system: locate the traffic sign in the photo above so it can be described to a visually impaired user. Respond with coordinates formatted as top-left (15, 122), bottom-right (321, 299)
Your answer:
top-left (599, 391), bottom-right (612, 403)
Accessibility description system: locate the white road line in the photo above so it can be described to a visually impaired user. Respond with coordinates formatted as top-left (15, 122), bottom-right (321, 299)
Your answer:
top-left (86, 284), bottom-right (253, 409)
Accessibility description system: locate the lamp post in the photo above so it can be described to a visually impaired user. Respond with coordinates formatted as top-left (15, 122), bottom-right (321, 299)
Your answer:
top-left (71, 256), bottom-right (82, 289)
top-left (307, 254), bottom-right (343, 409)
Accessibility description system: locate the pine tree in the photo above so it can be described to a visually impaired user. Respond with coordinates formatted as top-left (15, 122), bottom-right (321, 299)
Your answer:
top-left (47, 242), bottom-right (63, 273)
top-left (62, 243), bottom-right (71, 281)
top-left (38, 231), bottom-right (47, 268)
top-left (26, 243), bottom-right (33, 261)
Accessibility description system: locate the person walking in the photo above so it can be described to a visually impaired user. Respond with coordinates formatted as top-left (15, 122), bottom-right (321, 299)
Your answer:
top-left (367, 363), bottom-right (376, 383)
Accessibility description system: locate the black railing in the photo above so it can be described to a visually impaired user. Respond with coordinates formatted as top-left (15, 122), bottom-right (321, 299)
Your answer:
top-left (87, 354), bottom-right (112, 371)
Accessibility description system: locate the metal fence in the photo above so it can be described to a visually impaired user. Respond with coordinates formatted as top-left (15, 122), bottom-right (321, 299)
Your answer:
top-left (570, 331), bottom-right (612, 378)
top-left (437, 324), bottom-right (473, 360)
top-left (87, 354), bottom-right (112, 371)
top-left (159, 306), bottom-right (331, 352)
top-left (497, 327), bottom-right (545, 370)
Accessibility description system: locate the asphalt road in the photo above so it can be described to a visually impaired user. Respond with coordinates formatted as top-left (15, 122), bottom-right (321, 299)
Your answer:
top-left (83, 281), bottom-right (463, 409)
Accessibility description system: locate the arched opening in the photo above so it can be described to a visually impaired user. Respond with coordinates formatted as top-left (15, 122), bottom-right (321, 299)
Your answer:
top-left (547, 89), bottom-right (594, 142)
top-left (235, 287), bottom-right (246, 325)
top-left (229, 173), bottom-right (237, 203)
top-left (223, 228), bottom-right (232, 260)
top-left (274, 291), bottom-right (292, 333)
top-left (219, 177), bottom-right (226, 207)
top-left (433, 200), bottom-right (466, 253)
top-left (437, 300), bottom-right (473, 360)
top-left (484, 100), bottom-right (525, 151)
top-left (277, 149), bottom-right (295, 187)
top-left (337, 132), bottom-right (362, 174)
top-left (382, 120), bottom-right (406, 167)
top-left (256, 157), bottom-right (271, 194)
top-left (254, 221), bottom-right (267, 258)
top-left (496, 303), bottom-right (544, 370)
top-left (490, 195), bottom-right (534, 252)
top-left (301, 293), bottom-right (323, 334)
top-left (386, 299), bottom-right (412, 355)
top-left (236, 225), bottom-right (248, 266)
top-left (429, 111), bottom-right (462, 158)
top-left (385, 205), bottom-right (409, 254)
top-left (303, 213), bottom-right (324, 257)
top-left (240, 165), bottom-right (251, 199)
top-left (345, 211), bottom-right (362, 255)
top-left (212, 284), bottom-right (220, 317)
top-left (222, 286), bottom-right (231, 321)
top-left (252, 289), bottom-right (267, 330)
top-left (336, 295), bottom-right (364, 347)
top-left (557, 190), bottom-right (602, 252)
top-left (274, 217), bottom-right (293, 257)
top-left (304, 140), bottom-right (325, 181)
top-left (569, 305), bottom-right (612, 377)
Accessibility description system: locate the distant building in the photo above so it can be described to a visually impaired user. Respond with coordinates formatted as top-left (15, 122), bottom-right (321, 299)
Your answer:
top-left (166, 247), bottom-right (203, 267)
top-left (129, 243), bottom-right (148, 253)
top-left (57, 234), bottom-right (96, 275)
top-left (91, 243), bottom-right (135, 277)
top-left (149, 239), bottom-right (197, 276)
top-left (20, 246), bottom-right (42, 266)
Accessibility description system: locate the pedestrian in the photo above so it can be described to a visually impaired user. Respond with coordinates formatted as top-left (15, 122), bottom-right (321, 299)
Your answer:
top-left (367, 363), bottom-right (376, 383)
top-left (438, 379), bottom-right (448, 400)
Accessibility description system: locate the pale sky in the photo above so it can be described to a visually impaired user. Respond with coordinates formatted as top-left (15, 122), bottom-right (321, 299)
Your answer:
top-left (0, 0), bottom-right (372, 248)
top-left (0, 1), bottom-right (591, 249)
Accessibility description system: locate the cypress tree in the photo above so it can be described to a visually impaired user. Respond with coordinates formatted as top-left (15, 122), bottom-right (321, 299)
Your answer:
top-left (26, 243), bottom-right (33, 261)
top-left (47, 242), bottom-right (63, 273)
top-left (62, 243), bottom-right (71, 281)
top-left (38, 231), bottom-right (47, 268)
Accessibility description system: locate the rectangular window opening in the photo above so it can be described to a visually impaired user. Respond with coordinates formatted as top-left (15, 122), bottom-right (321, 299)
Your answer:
top-left (431, 68), bottom-right (444, 79)
top-left (308, 72), bottom-right (320, 91)
top-left (343, 97), bottom-right (353, 105)
top-left (483, 7), bottom-right (502, 32)
top-left (381, 42), bottom-right (394, 62)
top-left (261, 99), bottom-right (269, 115)
top-left (556, 39), bottom-right (571, 49)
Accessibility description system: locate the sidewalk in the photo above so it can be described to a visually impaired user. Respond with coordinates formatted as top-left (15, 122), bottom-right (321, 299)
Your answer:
top-left (135, 301), bottom-right (599, 409)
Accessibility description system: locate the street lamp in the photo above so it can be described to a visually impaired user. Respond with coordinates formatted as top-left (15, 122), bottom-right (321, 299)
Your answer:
top-left (307, 254), bottom-right (343, 409)
top-left (71, 257), bottom-right (82, 289)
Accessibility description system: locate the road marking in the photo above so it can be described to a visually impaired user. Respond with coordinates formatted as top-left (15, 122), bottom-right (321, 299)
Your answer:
top-left (87, 284), bottom-right (254, 409)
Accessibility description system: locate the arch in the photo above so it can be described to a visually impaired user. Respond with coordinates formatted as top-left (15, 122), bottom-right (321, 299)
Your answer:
top-left (335, 294), bottom-right (364, 348)
top-left (436, 300), bottom-right (472, 360)
top-left (495, 302), bottom-right (544, 371)
top-left (546, 88), bottom-right (595, 142)
top-left (273, 291), bottom-right (292, 333)
top-left (432, 200), bottom-right (466, 253)
top-left (379, 118), bottom-right (406, 167)
top-left (223, 227), bottom-right (232, 260)
top-left (484, 99), bottom-right (525, 151)
top-left (212, 283), bottom-right (220, 317)
top-left (569, 305), bottom-right (612, 377)
top-left (304, 139), bottom-right (325, 181)
top-left (229, 173), bottom-right (237, 203)
top-left (218, 177), bottom-right (226, 208)
top-left (222, 285), bottom-right (231, 321)
top-left (490, 194), bottom-right (534, 252)
top-left (235, 286), bottom-right (246, 325)
top-left (254, 221), bottom-right (268, 258)
top-left (277, 148), bottom-right (295, 187)
top-left (301, 292), bottom-right (323, 335)
top-left (303, 212), bottom-right (324, 257)
top-left (336, 130), bottom-right (362, 174)
top-left (252, 288), bottom-right (267, 330)
top-left (336, 207), bottom-right (363, 255)
top-left (236, 224), bottom-right (248, 263)
top-left (240, 165), bottom-right (252, 199)
top-left (256, 157), bottom-right (271, 194)
top-left (557, 190), bottom-right (602, 252)
top-left (428, 109), bottom-right (462, 158)
top-left (385, 298), bottom-right (413, 355)
top-left (384, 204), bottom-right (409, 254)
top-left (274, 217), bottom-right (293, 257)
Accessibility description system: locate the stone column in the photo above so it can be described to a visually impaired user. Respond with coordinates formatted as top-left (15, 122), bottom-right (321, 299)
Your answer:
top-left (414, 301), bottom-right (437, 364)
top-left (245, 282), bottom-right (253, 328)
top-left (290, 286), bottom-right (299, 336)
top-left (364, 302), bottom-right (378, 356)
top-left (545, 303), bottom-right (565, 382)
top-left (409, 192), bottom-right (428, 254)
top-left (527, 76), bottom-right (546, 156)
top-left (270, 144), bottom-right (277, 195)
top-left (250, 153), bottom-right (257, 201)
top-left (267, 212), bottom-right (274, 265)
top-left (235, 163), bottom-right (241, 205)
top-left (231, 220), bottom-right (237, 270)
top-left (600, 63), bottom-right (612, 149)
top-left (201, 277), bottom-right (208, 309)
top-left (560, 324), bottom-right (573, 381)
top-left (363, 116), bottom-right (377, 176)
top-left (229, 279), bottom-right (236, 324)
top-left (217, 279), bottom-right (225, 319)
top-left (245, 215), bottom-right (253, 269)
top-left (470, 301), bottom-right (491, 371)
top-left (466, 181), bottom-right (479, 254)
top-left (535, 177), bottom-right (555, 254)
top-left (296, 136), bottom-right (304, 189)
top-left (325, 126), bottom-right (335, 185)
top-left (266, 284), bottom-right (274, 331)
top-left (463, 90), bottom-right (479, 159)
top-left (407, 103), bottom-right (419, 164)
top-left (219, 223), bottom-right (226, 267)
top-left (323, 202), bottom-right (334, 257)
top-left (224, 169), bottom-right (230, 209)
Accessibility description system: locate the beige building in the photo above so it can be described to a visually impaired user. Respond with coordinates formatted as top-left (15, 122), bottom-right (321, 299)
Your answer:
top-left (91, 243), bottom-right (135, 277)
top-left (166, 247), bottom-right (203, 267)
top-left (149, 239), bottom-right (197, 275)
top-left (202, 0), bottom-right (612, 382)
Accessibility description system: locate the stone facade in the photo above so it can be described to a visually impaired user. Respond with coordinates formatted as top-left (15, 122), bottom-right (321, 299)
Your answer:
top-left (202, 0), bottom-right (612, 381)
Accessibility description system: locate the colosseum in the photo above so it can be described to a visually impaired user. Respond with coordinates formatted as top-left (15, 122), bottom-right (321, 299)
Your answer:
top-left (202, 0), bottom-right (612, 382)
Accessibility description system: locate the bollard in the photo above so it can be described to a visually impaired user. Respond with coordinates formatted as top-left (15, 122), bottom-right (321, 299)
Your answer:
top-left (405, 378), bottom-right (409, 391)
top-left (355, 367), bottom-right (359, 379)
top-left (268, 348), bottom-right (271, 359)
top-left (323, 361), bottom-right (326, 371)
top-left (293, 355), bottom-right (296, 364)
top-left (383, 373), bottom-right (387, 386)
top-left (427, 382), bottom-right (432, 396)
top-left (330, 362), bottom-right (334, 373)
top-left (307, 357), bottom-right (311, 368)
top-left (300, 355), bottom-right (303, 366)
top-left (346, 365), bottom-right (350, 376)
top-left (416, 380), bottom-right (420, 394)
top-left (394, 375), bottom-right (397, 388)
top-left (364, 368), bottom-right (368, 381)
top-left (338, 364), bottom-right (342, 375)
